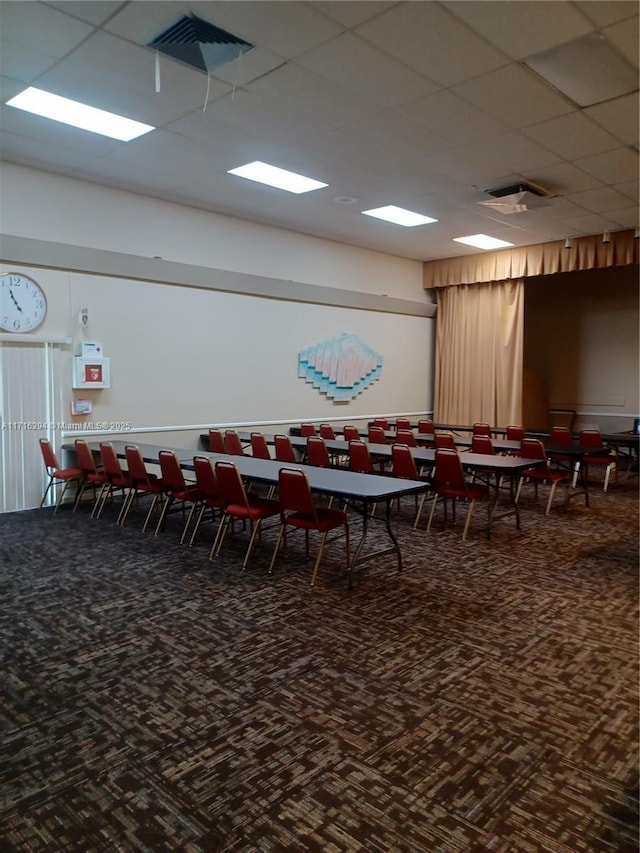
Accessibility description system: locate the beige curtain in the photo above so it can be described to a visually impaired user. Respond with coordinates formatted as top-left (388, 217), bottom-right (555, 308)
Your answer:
top-left (434, 279), bottom-right (524, 427)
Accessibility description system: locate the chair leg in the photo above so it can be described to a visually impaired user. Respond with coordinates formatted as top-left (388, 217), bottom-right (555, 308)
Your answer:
top-left (462, 499), bottom-right (476, 540)
top-left (188, 504), bottom-right (207, 546)
top-left (310, 531), bottom-right (330, 586)
top-left (427, 493), bottom-right (440, 531)
top-left (545, 482), bottom-right (559, 515)
top-left (268, 524), bottom-right (286, 574)
top-left (242, 519), bottom-right (263, 569)
top-left (155, 496), bottom-right (173, 535)
top-left (413, 492), bottom-right (428, 529)
top-left (142, 494), bottom-right (162, 532)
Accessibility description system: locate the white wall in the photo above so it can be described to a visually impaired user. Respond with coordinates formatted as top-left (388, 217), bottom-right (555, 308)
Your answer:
top-left (0, 164), bottom-right (435, 455)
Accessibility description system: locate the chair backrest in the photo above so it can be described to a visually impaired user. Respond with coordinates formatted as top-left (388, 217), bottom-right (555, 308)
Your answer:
top-left (373, 418), bottom-right (390, 429)
top-left (395, 428), bottom-right (416, 447)
top-left (417, 420), bottom-right (435, 435)
top-left (391, 444), bottom-right (419, 480)
top-left (434, 432), bottom-right (456, 449)
top-left (395, 418), bottom-right (412, 431)
top-left (278, 468), bottom-right (317, 517)
top-left (193, 456), bottom-right (219, 497)
top-left (75, 439), bottom-right (97, 475)
top-left (368, 425), bottom-right (388, 445)
top-left (306, 436), bottom-right (330, 468)
top-left (224, 430), bottom-right (245, 456)
top-left (348, 440), bottom-right (374, 474)
top-left (209, 429), bottom-right (226, 453)
top-left (472, 422), bottom-right (492, 436)
top-left (215, 460), bottom-right (249, 508)
top-left (274, 434), bottom-right (297, 463)
top-left (343, 425), bottom-right (360, 441)
top-left (158, 450), bottom-right (185, 491)
top-left (471, 435), bottom-right (494, 454)
top-left (300, 423), bottom-right (316, 437)
top-left (39, 438), bottom-right (59, 471)
top-left (250, 432), bottom-right (271, 459)
top-left (520, 437), bottom-right (547, 461)
top-left (319, 423), bottom-right (336, 440)
top-left (125, 445), bottom-right (152, 487)
top-left (550, 427), bottom-right (572, 446)
top-left (506, 425), bottom-right (525, 441)
top-left (433, 448), bottom-right (467, 489)
top-left (100, 442), bottom-right (124, 479)
top-left (578, 429), bottom-right (603, 448)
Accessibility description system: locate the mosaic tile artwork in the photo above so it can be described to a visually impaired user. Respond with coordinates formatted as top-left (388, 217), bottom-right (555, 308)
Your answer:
top-left (298, 333), bottom-right (383, 402)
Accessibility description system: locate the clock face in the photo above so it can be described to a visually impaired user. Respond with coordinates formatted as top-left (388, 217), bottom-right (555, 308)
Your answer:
top-left (0, 273), bottom-right (47, 332)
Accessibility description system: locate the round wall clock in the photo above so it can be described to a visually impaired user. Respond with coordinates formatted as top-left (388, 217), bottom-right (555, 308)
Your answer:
top-left (0, 272), bottom-right (47, 332)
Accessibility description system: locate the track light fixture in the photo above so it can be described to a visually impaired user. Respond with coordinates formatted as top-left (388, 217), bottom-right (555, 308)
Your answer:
top-left (564, 237), bottom-right (572, 249)
top-left (602, 230), bottom-right (610, 243)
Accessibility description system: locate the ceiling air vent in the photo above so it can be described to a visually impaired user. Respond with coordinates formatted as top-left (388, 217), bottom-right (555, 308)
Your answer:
top-left (479, 181), bottom-right (552, 214)
top-left (148, 14), bottom-right (253, 74)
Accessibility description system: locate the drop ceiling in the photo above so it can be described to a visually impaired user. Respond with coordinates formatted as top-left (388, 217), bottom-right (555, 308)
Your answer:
top-left (0, 0), bottom-right (638, 261)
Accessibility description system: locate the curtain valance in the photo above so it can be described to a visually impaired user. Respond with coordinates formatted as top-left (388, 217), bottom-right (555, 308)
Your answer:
top-left (423, 229), bottom-right (639, 289)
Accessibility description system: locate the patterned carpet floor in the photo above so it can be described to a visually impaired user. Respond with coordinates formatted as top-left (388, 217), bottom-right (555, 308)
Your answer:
top-left (0, 477), bottom-right (638, 852)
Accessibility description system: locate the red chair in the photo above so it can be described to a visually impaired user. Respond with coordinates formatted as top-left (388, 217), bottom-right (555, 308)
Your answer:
top-left (155, 450), bottom-right (202, 541)
top-left (434, 432), bottom-right (456, 449)
top-left (94, 442), bottom-right (131, 520)
top-left (300, 423), bottom-right (316, 437)
top-left (426, 447), bottom-right (490, 539)
top-left (506, 425), bottom-right (524, 441)
top-left (250, 432), bottom-right (271, 460)
top-left (120, 445), bottom-right (165, 531)
top-left (391, 444), bottom-right (431, 527)
top-left (417, 420), bottom-right (435, 435)
top-left (343, 425), bottom-right (361, 441)
top-left (187, 456), bottom-right (225, 546)
top-left (73, 439), bottom-right (107, 514)
top-left (274, 434), bottom-right (297, 464)
top-left (212, 460), bottom-right (280, 567)
top-left (471, 435), bottom-right (494, 454)
top-left (548, 426), bottom-right (573, 470)
top-left (573, 429), bottom-right (617, 491)
top-left (306, 436), bottom-right (331, 468)
top-left (372, 418), bottom-right (390, 429)
top-left (516, 438), bottom-right (570, 515)
top-left (224, 429), bottom-right (245, 456)
top-left (472, 422), bottom-right (492, 436)
top-left (368, 425), bottom-right (389, 445)
top-left (395, 428), bottom-right (416, 447)
top-left (395, 418), bottom-right (412, 431)
top-left (209, 429), bottom-right (226, 453)
top-left (319, 423), bottom-right (336, 440)
top-left (268, 468), bottom-right (349, 586)
top-left (38, 438), bottom-right (82, 513)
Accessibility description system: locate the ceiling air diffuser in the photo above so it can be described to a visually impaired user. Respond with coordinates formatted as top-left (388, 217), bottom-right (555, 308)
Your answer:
top-left (478, 182), bottom-right (551, 215)
top-left (148, 14), bottom-right (253, 74)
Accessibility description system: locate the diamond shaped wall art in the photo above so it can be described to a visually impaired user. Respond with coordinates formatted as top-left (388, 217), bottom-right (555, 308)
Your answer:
top-left (298, 333), bottom-right (383, 402)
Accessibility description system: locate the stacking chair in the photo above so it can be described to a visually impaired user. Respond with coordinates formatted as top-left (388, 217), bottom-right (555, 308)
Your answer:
top-left (73, 439), bottom-right (108, 514)
top-left (209, 429), bottom-right (227, 453)
top-left (349, 438), bottom-right (386, 478)
top-left (396, 428), bottom-right (416, 447)
top-left (250, 432), bottom-right (271, 459)
top-left (155, 450), bottom-right (202, 540)
top-left (343, 425), bottom-right (361, 441)
top-left (472, 422), bottom-right (492, 436)
top-left (224, 430), bottom-right (245, 456)
top-left (515, 438), bottom-right (570, 515)
top-left (212, 460), bottom-right (280, 567)
top-left (470, 434), bottom-right (501, 487)
top-left (427, 447), bottom-right (490, 540)
top-left (391, 444), bottom-right (432, 527)
top-left (300, 423), bottom-right (316, 437)
top-left (572, 429), bottom-right (617, 492)
top-left (186, 456), bottom-right (225, 547)
top-left (417, 420), bottom-right (435, 435)
top-left (306, 436), bottom-right (332, 469)
top-left (120, 445), bottom-right (165, 531)
top-left (506, 425), bottom-right (525, 441)
top-left (38, 438), bottom-right (82, 513)
top-left (94, 442), bottom-right (131, 520)
top-left (274, 434), bottom-right (297, 464)
top-left (268, 468), bottom-right (350, 586)
top-left (372, 418), bottom-right (390, 429)
top-left (548, 426), bottom-right (574, 471)
top-left (368, 425), bottom-right (389, 444)
top-left (319, 423), bottom-right (336, 440)
top-left (434, 432), bottom-right (456, 449)
top-left (395, 418), bottom-right (412, 431)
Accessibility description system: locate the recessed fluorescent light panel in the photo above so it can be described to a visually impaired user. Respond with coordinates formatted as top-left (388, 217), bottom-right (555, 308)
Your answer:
top-left (6, 87), bottom-right (154, 141)
top-left (227, 161), bottom-right (328, 194)
top-left (361, 205), bottom-right (438, 227)
top-left (453, 234), bottom-right (515, 250)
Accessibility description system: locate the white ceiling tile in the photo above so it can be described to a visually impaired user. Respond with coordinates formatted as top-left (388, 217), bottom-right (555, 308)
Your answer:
top-left (574, 148), bottom-right (639, 185)
top-left (310, 1), bottom-right (397, 28)
top-left (453, 65), bottom-right (574, 128)
top-left (295, 32), bottom-right (439, 108)
top-left (47, 1), bottom-right (127, 26)
top-left (614, 180), bottom-right (640, 202)
top-left (606, 207), bottom-right (639, 228)
top-left (523, 112), bottom-right (622, 160)
top-left (575, 1), bottom-right (639, 28)
top-left (561, 212), bottom-right (624, 234)
top-left (443, 0), bottom-right (592, 60)
top-left (585, 93), bottom-right (639, 147)
top-left (604, 15), bottom-right (640, 68)
top-left (210, 48), bottom-right (286, 86)
top-left (523, 162), bottom-right (603, 195)
top-left (399, 89), bottom-right (509, 142)
top-left (567, 186), bottom-right (637, 213)
top-left (355, 2), bottom-right (508, 86)
top-left (1, 1), bottom-right (93, 57)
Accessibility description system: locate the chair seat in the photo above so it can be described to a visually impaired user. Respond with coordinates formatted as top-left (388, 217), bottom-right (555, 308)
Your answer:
top-left (439, 483), bottom-right (488, 500)
top-left (53, 466), bottom-right (83, 480)
top-left (522, 466), bottom-right (568, 484)
top-left (225, 497), bottom-right (280, 521)
top-left (284, 507), bottom-right (348, 532)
